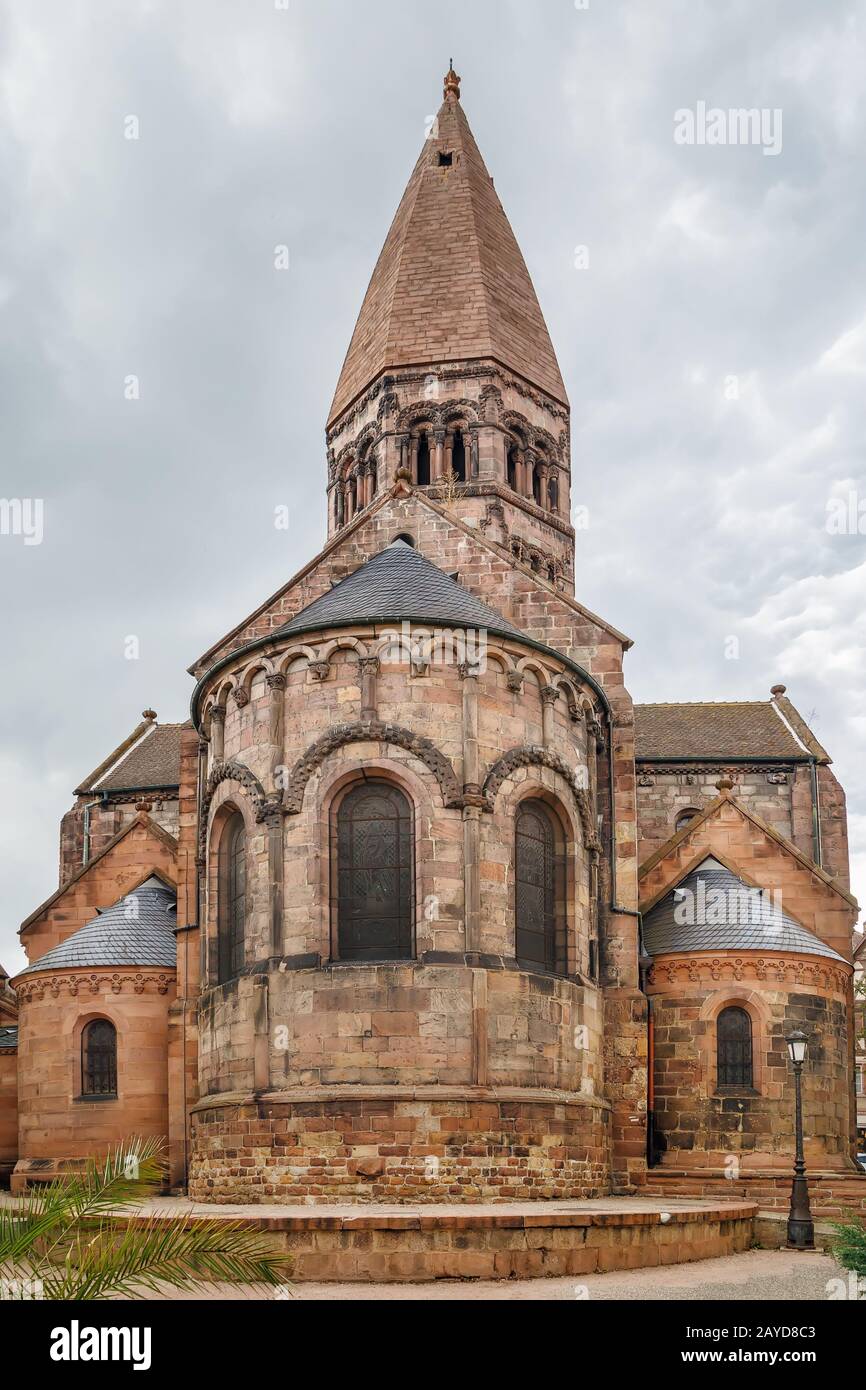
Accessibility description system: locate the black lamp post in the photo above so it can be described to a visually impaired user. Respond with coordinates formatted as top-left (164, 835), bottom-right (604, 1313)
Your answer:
top-left (785, 1029), bottom-right (815, 1251)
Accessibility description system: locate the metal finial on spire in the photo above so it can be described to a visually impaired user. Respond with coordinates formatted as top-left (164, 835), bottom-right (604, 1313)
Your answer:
top-left (444, 63), bottom-right (461, 101)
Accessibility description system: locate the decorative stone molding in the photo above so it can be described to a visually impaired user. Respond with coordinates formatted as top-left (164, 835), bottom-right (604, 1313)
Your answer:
top-left (15, 971), bottom-right (175, 1003)
top-left (636, 763), bottom-right (795, 777)
top-left (326, 362), bottom-right (569, 444)
top-left (282, 722), bottom-right (464, 814)
top-left (481, 746), bottom-right (599, 850)
top-left (232, 688), bottom-right (250, 709)
top-left (200, 760), bottom-right (281, 856)
top-left (647, 955), bottom-right (850, 995)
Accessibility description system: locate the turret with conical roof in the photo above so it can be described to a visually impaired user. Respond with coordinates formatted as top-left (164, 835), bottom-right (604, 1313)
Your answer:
top-left (326, 67), bottom-right (576, 591)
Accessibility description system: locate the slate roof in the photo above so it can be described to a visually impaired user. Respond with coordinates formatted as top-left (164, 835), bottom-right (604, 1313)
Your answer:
top-left (0, 1026), bottom-right (17, 1050)
top-left (19, 877), bottom-right (177, 976)
top-left (634, 702), bottom-right (811, 761)
top-left (277, 540), bottom-right (525, 640)
top-left (329, 70), bottom-right (567, 424)
top-left (643, 859), bottom-right (846, 962)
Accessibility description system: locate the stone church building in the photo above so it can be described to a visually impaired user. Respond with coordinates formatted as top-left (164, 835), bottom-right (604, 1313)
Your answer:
top-left (2, 69), bottom-right (864, 1217)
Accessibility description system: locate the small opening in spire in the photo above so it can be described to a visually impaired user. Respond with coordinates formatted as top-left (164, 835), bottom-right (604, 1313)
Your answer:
top-left (438, 151), bottom-right (453, 168)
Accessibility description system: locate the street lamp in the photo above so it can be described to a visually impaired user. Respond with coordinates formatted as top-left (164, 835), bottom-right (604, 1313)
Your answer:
top-left (785, 1029), bottom-right (815, 1250)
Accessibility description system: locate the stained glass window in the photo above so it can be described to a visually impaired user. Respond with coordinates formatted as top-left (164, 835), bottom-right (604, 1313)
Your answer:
top-left (82, 1019), bottom-right (117, 1096)
top-left (219, 813), bottom-right (246, 983)
top-left (336, 782), bottom-right (413, 961)
top-left (515, 800), bottom-right (565, 974)
top-left (717, 1006), bottom-right (753, 1088)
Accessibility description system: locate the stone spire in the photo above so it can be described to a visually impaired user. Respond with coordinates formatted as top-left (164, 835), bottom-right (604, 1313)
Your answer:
top-left (328, 69), bottom-right (568, 426)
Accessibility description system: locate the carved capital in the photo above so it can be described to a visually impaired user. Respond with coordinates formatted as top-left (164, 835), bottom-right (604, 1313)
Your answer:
top-left (209, 706), bottom-right (225, 725)
top-left (308, 661), bottom-right (330, 683)
top-left (358, 657), bottom-right (380, 676)
top-left (232, 688), bottom-right (250, 709)
top-left (266, 673), bottom-right (287, 692)
top-left (540, 685), bottom-right (559, 706)
top-left (506, 672), bottom-right (524, 694)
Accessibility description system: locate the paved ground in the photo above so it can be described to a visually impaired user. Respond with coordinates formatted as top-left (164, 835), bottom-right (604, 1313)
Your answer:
top-left (142, 1251), bottom-right (853, 1300)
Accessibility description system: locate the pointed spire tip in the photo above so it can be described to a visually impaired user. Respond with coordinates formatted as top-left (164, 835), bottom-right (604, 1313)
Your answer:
top-left (444, 63), bottom-right (461, 102)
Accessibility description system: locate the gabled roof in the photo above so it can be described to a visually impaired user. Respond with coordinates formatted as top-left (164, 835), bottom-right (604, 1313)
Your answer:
top-left (643, 857), bottom-right (847, 963)
top-left (76, 715), bottom-right (187, 794)
top-left (19, 813), bottom-right (178, 935)
top-left (276, 539), bottom-right (524, 640)
top-left (329, 68), bottom-right (567, 424)
top-left (17, 877), bottom-right (177, 976)
top-left (634, 694), bottom-right (829, 762)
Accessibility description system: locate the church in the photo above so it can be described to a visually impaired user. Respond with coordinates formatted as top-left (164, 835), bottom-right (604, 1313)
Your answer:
top-left (2, 68), bottom-right (864, 1223)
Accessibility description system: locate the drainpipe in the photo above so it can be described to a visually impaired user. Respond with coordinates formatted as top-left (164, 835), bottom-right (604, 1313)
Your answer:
top-left (810, 757), bottom-right (823, 869)
top-left (81, 795), bottom-right (106, 867)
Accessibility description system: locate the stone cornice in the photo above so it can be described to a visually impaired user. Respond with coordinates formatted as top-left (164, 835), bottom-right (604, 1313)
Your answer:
top-left (15, 970), bottom-right (176, 1002)
top-left (647, 951), bottom-right (851, 994)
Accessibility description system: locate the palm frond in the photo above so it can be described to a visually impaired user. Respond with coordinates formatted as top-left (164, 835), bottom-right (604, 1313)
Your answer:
top-left (42, 1216), bottom-right (290, 1301)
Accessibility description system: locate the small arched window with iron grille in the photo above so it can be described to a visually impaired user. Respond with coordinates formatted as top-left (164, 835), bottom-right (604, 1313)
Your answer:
top-left (717, 1006), bottom-right (753, 1089)
top-left (334, 782), bottom-right (413, 961)
top-left (218, 812), bottom-right (247, 983)
top-left (515, 800), bottom-right (566, 975)
top-left (81, 1018), bottom-right (117, 1097)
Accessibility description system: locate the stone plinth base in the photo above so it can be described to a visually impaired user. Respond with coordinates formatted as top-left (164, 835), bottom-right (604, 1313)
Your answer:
top-left (189, 1086), bottom-right (611, 1204)
top-left (644, 1167), bottom-right (866, 1218)
top-left (114, 1195), bottom-right (758, 1282)
top-left (11, 1157), bottom-right (89, 1193)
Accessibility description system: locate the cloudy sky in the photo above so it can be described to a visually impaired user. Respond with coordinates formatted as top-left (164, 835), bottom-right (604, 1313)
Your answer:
top-left (2, 0), bottom-right (865, 972)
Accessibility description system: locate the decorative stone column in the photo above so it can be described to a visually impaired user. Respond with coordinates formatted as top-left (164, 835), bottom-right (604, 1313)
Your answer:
top-left (541, 684), bottom-right (558, 747)
top-left (209, 706), bottom-right (225, 766)
top-left (433, 429), bottom-right (446, 480)
top-left (359, 656), bottom-right (380, 723)
top-left (266, 673), bottom-right (287, 794)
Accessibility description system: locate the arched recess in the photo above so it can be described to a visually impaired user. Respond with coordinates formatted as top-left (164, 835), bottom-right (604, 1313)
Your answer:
top-left (199, 760), bottom-right (279, 858)
top-left (217, 810), bottom-right (247, 984)
top-left (79, 1016), bottom-right (118, 1098)
top-left (697, 989), bottom-right (769, 1096)
top-left (282, 722), bottom-right (463, 814)
top-left (482, 746), bottom-right (599, 851)
top-left (202, 761), bottom-right (284, 967)
top-left (330, 778), bottom-right (415, 962)
top-left (514, 797), bottom-right (568, 975)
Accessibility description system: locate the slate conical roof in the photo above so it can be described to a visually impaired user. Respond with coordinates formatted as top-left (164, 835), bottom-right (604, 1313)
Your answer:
top-left (278, 539), bottom-right (524, 640)
top-left (19, 877), bottom-right (177, 975)
top-left (643, 858), bottom-right (846, 963)
top-left (328, 69), bottom-right (567, 425)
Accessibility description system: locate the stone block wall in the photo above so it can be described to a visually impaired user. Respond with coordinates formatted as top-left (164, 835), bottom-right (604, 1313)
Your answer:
top-left (12, 969), bottom-right (175, 1182)
top-left (647, 952), bottom-right (854, 1171)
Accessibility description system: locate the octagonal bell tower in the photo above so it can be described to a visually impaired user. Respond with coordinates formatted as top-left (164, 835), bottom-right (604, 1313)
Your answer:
top-left (326, 67), bottom-right (576, 590)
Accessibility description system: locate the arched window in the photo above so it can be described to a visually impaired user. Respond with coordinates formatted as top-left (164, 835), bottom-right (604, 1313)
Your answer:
top-left (515, 800), bottom-right (566, 975)
top-left (675, 808), bottom-right (700, 833)
top-left (507, 444), bottom-right (519, 491)
top-left (451, 429), bottom-right (467, 482)
top-left (218, 812), bottom-right (247, 983)
top-left (81, 1019), bottom-right (117, 1097)
top-left (416, 432), bottom-right (431, 486)
top-left (717, 1006), bottom-right (753, 1089)
top-left (548, 473), bottom-right (559, 513)
top-left (335, 782), bottom-right (413, 961)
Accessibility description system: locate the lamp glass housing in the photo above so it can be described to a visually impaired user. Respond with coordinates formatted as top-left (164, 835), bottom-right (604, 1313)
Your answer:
top-left (786, 1032), bottom-right (808, 1065)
